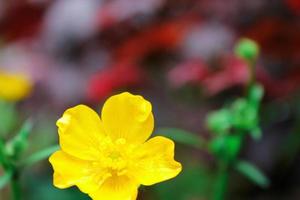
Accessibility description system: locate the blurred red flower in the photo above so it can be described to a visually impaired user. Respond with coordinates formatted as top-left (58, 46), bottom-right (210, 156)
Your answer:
top-left (88, 15), bottom-right (198, 101)
top-left (286, 0), bottom-right (300, 15)
top-left (168, 60), bottom-right (209, 88)
top-left (114, 16), bottom-right (197, 63)
top-left (0, 2), bottom-right (46, 42)
top-left (87, 62), bottom-right (144, 102)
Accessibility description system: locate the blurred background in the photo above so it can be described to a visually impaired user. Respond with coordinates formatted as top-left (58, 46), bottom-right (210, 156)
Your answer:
top-left (0, 0), bottom-right (300, 199)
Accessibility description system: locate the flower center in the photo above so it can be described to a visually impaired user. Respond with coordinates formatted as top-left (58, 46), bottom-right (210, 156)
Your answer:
top-left (109, 151), bottom-right (121, 160)
top-left (98, 138), bottom-right (133, 177)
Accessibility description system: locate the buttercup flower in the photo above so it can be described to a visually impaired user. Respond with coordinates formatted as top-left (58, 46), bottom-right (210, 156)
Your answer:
top-left (0, 71), bottom-right (32, 101)
top-left (49, 92), bottom-right (182, 200)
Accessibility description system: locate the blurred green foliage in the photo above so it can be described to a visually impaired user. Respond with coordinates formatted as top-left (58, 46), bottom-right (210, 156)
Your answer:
top-left (207, 84), bottom-right (263, 141)
top-left (0, 101), bottom-right (18, 136)
top-left (154, 164), bottom-right (215, 200)
top-left (153, 84), bottom-right (269, 200)
top-left (155, 128), bottom-right (206, 149)
top-left (6, 120), bottom-right (33, 160)
top-left (0, 101), bottom-right (58, 200)
top-left (25, 175), bottom-right (89, 200)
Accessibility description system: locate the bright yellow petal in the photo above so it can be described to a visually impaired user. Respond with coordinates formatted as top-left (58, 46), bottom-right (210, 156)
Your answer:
top-left (50, 151), bottom-right (117, 195)
top-left (131, 136), bottom-right (182, 186)
top-left (49, 151), bottom-right (94, 190)
top-left (0, 71), bottom-right (32, 101)
top-left (89, 176), bottom-right (138, 200)
top-left (101, 92), bottom-right (154, 144)
top-left (57, 105), bottom-right (105, 160)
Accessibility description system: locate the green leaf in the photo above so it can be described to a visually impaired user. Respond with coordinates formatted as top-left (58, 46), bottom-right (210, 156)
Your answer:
top-left (207, 109), bottom-right (232, 135)
top-left (209, 136), bottom-right (223, 153)
top-left (231, 99), bottom-right (258, 131)
top-left (235, 160), bottom-right (270, 188)
top-left (226, 135), bottom-right (242, 159)
top-left (0, 139), bottom-right (12, 170)
top-left (22, 145), bottom-right (60, 167)
top-left (6, 120), bottom-right (33, 159)
top-left (0, 101), bottom-right (18, 136)
top-left (154, 128), bottom-right (206, 149)
top-left (0, 171), bottom-right (12, 189)
top-left (209, 135), bottom-right (242, 161)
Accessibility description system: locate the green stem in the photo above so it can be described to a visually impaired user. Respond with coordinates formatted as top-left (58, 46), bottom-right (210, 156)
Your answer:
top-left (0, 139), bottom-right (20, 200)
top-left (213, 134), bottom-right (245, 200)
top-left (246, 59), bottom-right (256, 94)
top-left (11, 175), bottom-right (21, 200)
top-left (213, 162), bottom-right (229, 200)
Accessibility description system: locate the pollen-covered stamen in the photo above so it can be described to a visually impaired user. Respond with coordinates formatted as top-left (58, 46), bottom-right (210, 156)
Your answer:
top-left (97, 138), bottom-right (133, 177)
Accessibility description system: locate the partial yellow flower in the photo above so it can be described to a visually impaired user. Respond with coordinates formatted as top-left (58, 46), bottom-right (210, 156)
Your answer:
top-left (49, 92), bottom-right (182, 200)
top-left (0, 71), bottom-right (32, 101)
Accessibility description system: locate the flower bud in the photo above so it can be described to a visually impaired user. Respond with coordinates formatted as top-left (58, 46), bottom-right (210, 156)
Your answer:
top-left (234, 38), bottom-right (260, 62)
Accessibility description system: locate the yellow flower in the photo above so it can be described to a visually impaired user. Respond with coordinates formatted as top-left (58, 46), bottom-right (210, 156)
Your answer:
top-left (49, 92), bottom-right (182, 200)
top-left (0, 71), bottom-right (32, 101)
